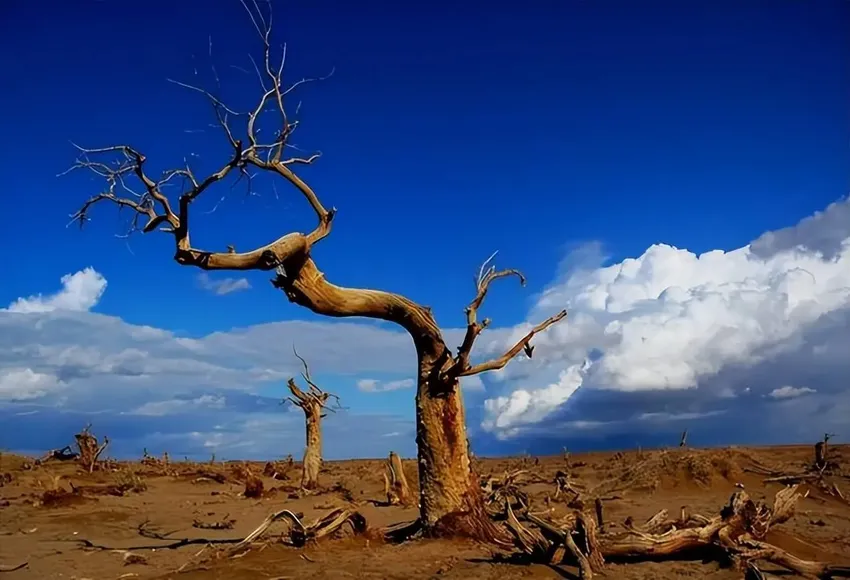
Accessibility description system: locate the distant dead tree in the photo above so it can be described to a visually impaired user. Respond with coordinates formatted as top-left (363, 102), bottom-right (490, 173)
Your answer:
top-left (284, 347), bottom-right (339, 490)
top-left (75, 425), bottom-right (109, 473)
top-left (64, 1), bottom-right (564, 538)
top-left (815, 433), bottom-right (836, 472)
top-left (383, 451), bottom-right (413, 506)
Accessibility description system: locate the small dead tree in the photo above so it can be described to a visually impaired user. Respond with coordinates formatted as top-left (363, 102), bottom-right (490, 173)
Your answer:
top-left (64, 2), bottom-right (565, 538)
top-left (75, 425), bottom-right (109, 473)
top-left (284, 348), bottom-right (339, 490)
top-left (383, 452), bottom-right (413, 506)
top-left (814, 433), bottom-right (835, 471)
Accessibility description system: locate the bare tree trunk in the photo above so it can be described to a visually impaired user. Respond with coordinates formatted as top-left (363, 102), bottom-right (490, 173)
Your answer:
top-left (415, 360), bottom-right (505, 539)
top-left (302, 404), bottom-right (322, 490)
top-left (384, 451), bottom-right (412, 506)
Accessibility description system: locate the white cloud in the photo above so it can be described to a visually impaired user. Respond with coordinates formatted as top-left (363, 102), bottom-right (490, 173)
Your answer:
top-left (3, 196), bottom-right (850, 456)
top-left (461, 375), bottom-right (485, 392)
top-left (4, 268), bottom-right (106, 313)
top-left (767, 385), bottom-right (815, 399)
top-left (197, 273), bottom-right (251, 296)
top-left (357, 378), bottom-right (415, 392)
top-left (0, 368), bottom-right (63, 401)
top-left (482, 196), bottom-right (850, 436)
top-left (129, 395), bottom-right (227, 416)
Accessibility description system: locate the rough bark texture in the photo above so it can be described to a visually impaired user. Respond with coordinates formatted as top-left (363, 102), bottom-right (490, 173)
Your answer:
top-left (66, 9), bottom-right (566, 538)
top-left (284, 352), bottom-right (338, 491)
top-left (301, 402), bottom-right (322, 490)
top-left (416, 371), bottom-right (475, 528)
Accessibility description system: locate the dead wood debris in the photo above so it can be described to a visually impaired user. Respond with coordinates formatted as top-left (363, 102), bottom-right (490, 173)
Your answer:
top-left (498, 484), bottom-right (850, 579)
top-left (263, 455), bottom-right (295, 480)
top-left (192, 514), bottom-right (236, 530)
top-left (230, 464), bottom-right (264, 498)
top-left (72, 507), bottom-right (367, 554)
top-left (0, 561), bottom-right (28, 573)
top-left (751, 436), bottom-right (848, 505)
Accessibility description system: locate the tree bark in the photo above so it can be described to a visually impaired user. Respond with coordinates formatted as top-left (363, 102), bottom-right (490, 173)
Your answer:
top-left (416, 366), bottom-right (475, 527)
top-left (384, 451), bottom-right (412, 506)
top-left (301, 402), bottom-right (322, 490)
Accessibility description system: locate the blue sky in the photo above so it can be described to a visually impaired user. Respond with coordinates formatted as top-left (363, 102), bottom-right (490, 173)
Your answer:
top-left (0, 0), bottom-right (848, 460)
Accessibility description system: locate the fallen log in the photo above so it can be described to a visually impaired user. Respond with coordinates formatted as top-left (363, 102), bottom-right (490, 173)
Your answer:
top-left (499, 484), bottom-right (850, 579)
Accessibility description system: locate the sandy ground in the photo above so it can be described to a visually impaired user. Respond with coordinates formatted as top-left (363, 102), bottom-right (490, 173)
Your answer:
top-left (1, 444), bottom-right (848, 579)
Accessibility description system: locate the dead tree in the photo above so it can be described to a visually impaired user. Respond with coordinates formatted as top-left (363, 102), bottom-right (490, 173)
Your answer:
top-left (815, 433), bottom-right (835, 471)
top-left (64, 3), bottom-right (564, 538)
top-left (383, 452), bottom-right (413, 506)
top-left (284, 348), bottom-right (339, 490)
top-left (75, 425), bottom-right (109, 473)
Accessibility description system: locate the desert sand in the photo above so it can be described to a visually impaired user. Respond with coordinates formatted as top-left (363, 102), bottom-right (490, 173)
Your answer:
top-left (1, 443), bottom-right (848, 579)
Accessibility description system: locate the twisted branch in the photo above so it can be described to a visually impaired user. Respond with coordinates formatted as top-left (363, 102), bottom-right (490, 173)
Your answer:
top-left (445, 251), bottom-right (567, 380)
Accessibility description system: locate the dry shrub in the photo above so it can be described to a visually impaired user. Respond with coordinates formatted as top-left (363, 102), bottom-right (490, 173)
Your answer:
top-left (113, 469), bottom-right (148, 494)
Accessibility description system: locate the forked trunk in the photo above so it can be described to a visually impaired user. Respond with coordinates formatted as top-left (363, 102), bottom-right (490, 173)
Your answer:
top-left (301, 404), bottom-right (322, 490)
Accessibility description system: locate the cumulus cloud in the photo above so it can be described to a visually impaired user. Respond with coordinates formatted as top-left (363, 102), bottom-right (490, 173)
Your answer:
top-left (482, 196), bottom-right (850, 437)
top-left (4, 268), bottom-right (106, 313)
top-left (0, 368), bottom-right (63, 401)
top-left (197, 273), bottom-right (251, 296)
top-left (4, 196), bottom-right (850, 458)
top-left (767, 385), bottom-right (815, 400)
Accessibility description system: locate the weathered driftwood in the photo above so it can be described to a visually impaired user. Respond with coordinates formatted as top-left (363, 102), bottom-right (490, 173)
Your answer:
top-left (500, 485), bottom-right (850, 579)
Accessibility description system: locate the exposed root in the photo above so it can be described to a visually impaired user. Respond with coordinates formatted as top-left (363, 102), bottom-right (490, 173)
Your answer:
top-left (497, 484), bottom-right (850, 579)
top-left (0, 561), bottom-right (28, 573)
top-left (72, 507), bottom-right (366, 553)
top-left (232, 507), bottom-right (366, 552)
